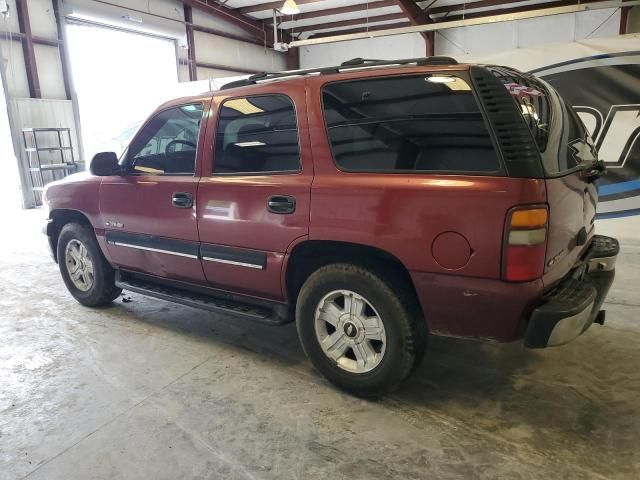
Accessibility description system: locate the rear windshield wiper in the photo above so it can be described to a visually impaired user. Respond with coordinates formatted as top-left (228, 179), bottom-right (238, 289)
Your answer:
top-left (583, 159), bottom-right (607, 183)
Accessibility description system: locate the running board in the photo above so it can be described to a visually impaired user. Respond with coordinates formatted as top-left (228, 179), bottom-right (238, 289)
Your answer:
top-left (115, 274), bottom-right (289, 326)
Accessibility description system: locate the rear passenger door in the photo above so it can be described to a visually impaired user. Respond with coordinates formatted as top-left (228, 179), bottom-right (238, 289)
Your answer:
top-left (196, 86), bottom-right (312, 301)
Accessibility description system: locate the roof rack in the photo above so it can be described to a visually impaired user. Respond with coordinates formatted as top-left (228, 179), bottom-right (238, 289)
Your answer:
top-left (220, 56), bottom-right (459, 90)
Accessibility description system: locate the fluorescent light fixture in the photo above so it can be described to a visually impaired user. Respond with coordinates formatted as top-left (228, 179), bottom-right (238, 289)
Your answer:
top-left (426, 75), bottom-right (455, 84)
top-left (281, 0), bottom-right (300, 15)
top-left (224, 98), bottom-right (264, 115)
top-left (235, 141), bottom-right (266, 147)
top-left (426, 76), bottom-right (471, 91)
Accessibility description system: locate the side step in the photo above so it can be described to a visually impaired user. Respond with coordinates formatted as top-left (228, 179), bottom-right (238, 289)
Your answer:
top-left (115, 274), bottom-right (289, 326)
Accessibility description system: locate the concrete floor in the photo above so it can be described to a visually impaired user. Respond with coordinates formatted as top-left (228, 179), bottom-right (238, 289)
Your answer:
top-left (1, 209), bottom-right (639, 480)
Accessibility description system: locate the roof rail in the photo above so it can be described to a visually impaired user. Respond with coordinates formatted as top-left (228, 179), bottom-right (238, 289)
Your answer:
top-left (220, 56), bottom-right (459, 90)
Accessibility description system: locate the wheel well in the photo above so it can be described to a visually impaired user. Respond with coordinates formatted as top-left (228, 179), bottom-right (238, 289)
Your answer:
top-left (285, 240), bottom-right (420, 310)
top-left (48, 209), bottom-right (93, 262)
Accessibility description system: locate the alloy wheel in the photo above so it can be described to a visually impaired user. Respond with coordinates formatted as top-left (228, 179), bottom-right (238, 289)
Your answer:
top-left (64, 239), bottom-right (95, 292)
top-left (314, 290), bottom-right (387, 373)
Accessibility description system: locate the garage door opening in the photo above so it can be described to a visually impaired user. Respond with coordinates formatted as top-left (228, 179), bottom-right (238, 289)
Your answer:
top-left (65, 22), bottom-right (179, 161)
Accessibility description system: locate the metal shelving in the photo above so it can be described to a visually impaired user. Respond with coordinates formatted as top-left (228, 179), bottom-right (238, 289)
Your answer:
top-left (22, 127), bottom-right (78, 205)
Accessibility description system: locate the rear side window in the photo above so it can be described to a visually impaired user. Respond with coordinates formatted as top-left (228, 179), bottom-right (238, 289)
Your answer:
top-left (322, 74), bottom-right (502, 174)
top-left (214, 95), bottom-right (300, 174)
top-left (489, 67), bottom-right (597, 175)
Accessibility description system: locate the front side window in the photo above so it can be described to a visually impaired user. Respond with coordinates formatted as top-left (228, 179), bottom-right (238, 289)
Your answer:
top-left (214, 95), bottom-right (300, 174)
top-left (322, 74), bottom-right (502, 174)
top-left (126, 104), bottom-right (203, 175)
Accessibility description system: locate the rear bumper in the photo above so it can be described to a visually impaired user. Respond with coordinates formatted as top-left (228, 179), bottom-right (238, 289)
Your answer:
top-left (524, 235), bottom-right (618, 348)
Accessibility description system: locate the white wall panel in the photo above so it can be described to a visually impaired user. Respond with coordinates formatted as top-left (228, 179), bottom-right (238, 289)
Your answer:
top-left (299, 8), bottom-right (622, 62)
top-left (462, 21), bottom-right (516, 54)
top-left (9, 98), bottom-right (80, 207)
top-left (33, 44), bottom-right (66, 99)
top-left (435, 9), bottom-right (621, 55)
top-left (191, 8), bottom-right (254, 39)
top-left (300, 33), bottom-right (425, 68)
top-left (0, 1), bottom-right (21, 33)
top-left (28, 0), bottom-right (58, 40)
top-left (194, 30), bottom-right (286, 73)
top-left (517, 14), bottom-right (575, 48)
top-left (196, 66), bottom-right (244, 80)
top-left (10, 98), bottom-right (79, 156)
top-left (575, 8), bottom-right (621, 38)
top-left (0, 39), bottom-right (29, 97)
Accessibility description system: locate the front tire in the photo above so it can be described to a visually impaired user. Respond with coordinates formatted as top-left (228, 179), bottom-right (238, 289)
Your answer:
top-left (57, 223), bottom-right (121, 307)
top-left (296, 263), bottom-right (426, 397)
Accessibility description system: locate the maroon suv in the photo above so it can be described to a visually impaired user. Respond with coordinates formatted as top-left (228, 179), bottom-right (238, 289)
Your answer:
top-left (43, 57), bottom-right (618, 396)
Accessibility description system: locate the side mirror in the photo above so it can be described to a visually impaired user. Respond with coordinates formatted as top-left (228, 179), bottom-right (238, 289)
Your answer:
top-left (90, 152), bottom-right (120, 176)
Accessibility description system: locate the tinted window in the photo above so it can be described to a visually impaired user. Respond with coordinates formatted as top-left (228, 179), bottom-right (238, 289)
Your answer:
top-left (489, 68), bottom-right (551, 153)
top-left (127, 104), bottom-right (203, 175)
top-left (214, 95), bottom-right (300, 174)
top-left (489, 67), bottom-right (597, 175)
top-left (322, 74), bottom-right (501, 174)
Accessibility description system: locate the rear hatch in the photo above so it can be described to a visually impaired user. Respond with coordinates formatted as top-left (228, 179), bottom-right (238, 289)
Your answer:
top-left (487, 67), bottom-right (600, 287)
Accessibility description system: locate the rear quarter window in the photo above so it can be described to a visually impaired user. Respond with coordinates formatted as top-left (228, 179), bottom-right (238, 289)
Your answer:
top-left (321, 74), bottom-right (503, 175)
top-left (488, 67), bottom-right (597, 176)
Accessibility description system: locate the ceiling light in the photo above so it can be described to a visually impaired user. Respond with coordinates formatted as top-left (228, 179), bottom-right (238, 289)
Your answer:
top-left (235, 141), bottom-right (266, 147)
top-left (425, 75), bottom-right (455, 84)
top-left (281, 0), bottom-right (300, 15)
top-left (425, 75), bottom-right (471, 91)
top-left (224, 98), bottom-right (264, 115)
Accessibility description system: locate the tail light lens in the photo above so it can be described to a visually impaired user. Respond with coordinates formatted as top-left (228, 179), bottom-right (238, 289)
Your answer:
top-left (503, 206), bottom-right (548, 282)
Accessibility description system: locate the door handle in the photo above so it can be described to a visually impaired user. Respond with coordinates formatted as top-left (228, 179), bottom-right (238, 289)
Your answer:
top-left (267, 195), bottom-right (296, 214)
top-left (172, 192), bottom-right (193, 209)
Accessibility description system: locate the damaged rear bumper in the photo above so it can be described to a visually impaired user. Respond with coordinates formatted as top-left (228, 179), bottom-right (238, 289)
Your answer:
top-left (524, 235), bottom-right (618, 348)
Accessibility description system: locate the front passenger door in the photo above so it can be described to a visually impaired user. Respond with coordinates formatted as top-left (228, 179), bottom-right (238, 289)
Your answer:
top-left (100, 101), bottom-right (209, 284)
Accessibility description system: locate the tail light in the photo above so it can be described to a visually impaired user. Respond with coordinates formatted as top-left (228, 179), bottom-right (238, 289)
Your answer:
top-left (503, 205), bottom-right (548, 282)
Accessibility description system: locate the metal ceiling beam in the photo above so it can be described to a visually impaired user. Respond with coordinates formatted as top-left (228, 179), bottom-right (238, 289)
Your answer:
top-left (15, 0), bottom-right (41, 98)
top-left (0, 31), bottom-right (60, 47)
top-left (184, 4), bottom-right (198, 81)
top-left (266, 1), bottom-right (397, 24)
top-left (52, 0), bottom-right (72, 100)
top-left (311, 21), bottom-right (413, 38)
top-left (288, 0), bottom-right (640, 46)
top-left (182, 0), bottom-right (275, 45)
top-left (439, 0), bottom-right (605, 22)
top-left (394, 0), bottom-right (434, 55)
top-left (291, 13), bottom-right (406, 34)
top-left (240, 0), bottom-right (324, 15)
top-left (395, 0), bottom-right (431, 24)
top-left (429, 0), bottom-right (531, 15)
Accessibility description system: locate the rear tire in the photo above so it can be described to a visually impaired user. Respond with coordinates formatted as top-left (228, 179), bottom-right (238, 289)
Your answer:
top-left (57, 223), bottom-right (122, 307)
top-left (296, 263), bottom-right (426, 397)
